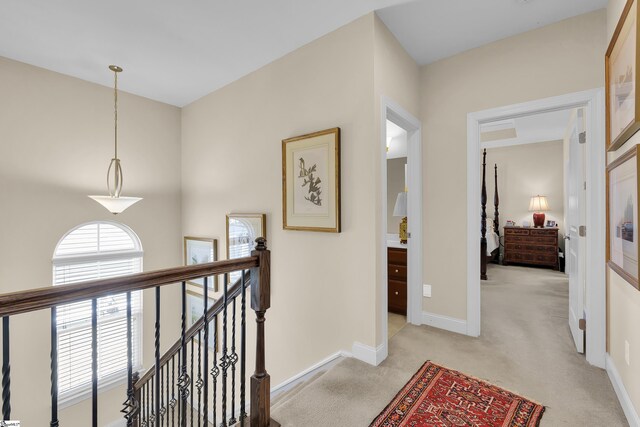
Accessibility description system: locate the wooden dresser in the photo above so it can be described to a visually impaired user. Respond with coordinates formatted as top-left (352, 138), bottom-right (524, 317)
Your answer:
top-left (503, 226), bottom-right (559, 270)
top-left (388, 247), bottom-right (407, 315)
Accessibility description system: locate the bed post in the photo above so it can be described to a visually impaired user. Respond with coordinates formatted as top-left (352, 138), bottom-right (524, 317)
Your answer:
top-left (494, 164), bottom-right (500, 262)
top-left (481, 149), bottom-right (488, 280)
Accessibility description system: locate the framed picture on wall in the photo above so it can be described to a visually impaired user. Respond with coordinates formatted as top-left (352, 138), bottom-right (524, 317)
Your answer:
top-left (606, 0), bottom-right (640, 151)
top-left (607, 145), bottom-right (640, 290)
top-left (282, 127), bottom-right (341, 232)
top-left (186, 290), bottom-right (218, 351)
top-left (183, 236), bottom-right (218, 294)
top-left (226, 213), bottom-right (266, 284)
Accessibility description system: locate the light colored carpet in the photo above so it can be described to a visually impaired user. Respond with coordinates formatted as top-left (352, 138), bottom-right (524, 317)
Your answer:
top-left (387, 312), bottom-right (406, 339)
top-left (272, 264), bottom-right (628, 426)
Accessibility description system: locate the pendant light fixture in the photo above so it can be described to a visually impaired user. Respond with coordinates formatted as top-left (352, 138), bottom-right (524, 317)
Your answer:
top-left (89, 65), bottom-right (142, 214)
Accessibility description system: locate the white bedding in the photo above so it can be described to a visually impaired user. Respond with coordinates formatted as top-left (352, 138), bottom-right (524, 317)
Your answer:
top-left (486, 231), bottom-right (499, 256)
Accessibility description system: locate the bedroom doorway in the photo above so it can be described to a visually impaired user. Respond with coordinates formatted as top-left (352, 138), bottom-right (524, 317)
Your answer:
top-left (467, 89), bottom-right (606, 368)
top-left (379, 97), bottom-right (422, 362)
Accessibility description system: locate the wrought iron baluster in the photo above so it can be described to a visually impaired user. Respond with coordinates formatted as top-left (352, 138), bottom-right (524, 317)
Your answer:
top-left (211, 314), bottom-right (218, 427)
top-left (155, 287), bottom-right (161, 426)
top-left (222, 273), bottom-right (229, 426)
top-left (196, 330), bottom-right (202, 427)
top-left (150, 376), bottom-right (155, 426)
top-left (170, 355), bottom-right (176, 427)
top-left (240, 270), bottom-right (247, 425)
top-left (229, 295), bottom-right (238, 425)
top-left (50, 308), bottom-right (58, 427)
top-left (202, 277), bottom-right (209, 426)
top-left (91, 298), bottom-right (98, 427)
top-left (2, 317), bottom-right (9, 422)
top-left (178, 281), bottom-right (190, 427)
top-left (140, 384), bottom-right (145, 427)
top-left (190, 337), bottom-right (194, 427)
top-left (160, 365), bottom-right (165, 426)
top-left (123, 291), bottom-right (138, 426)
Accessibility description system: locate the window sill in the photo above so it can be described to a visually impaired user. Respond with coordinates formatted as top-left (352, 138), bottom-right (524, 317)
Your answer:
top-left (59, 367), bottom-right (143, 410)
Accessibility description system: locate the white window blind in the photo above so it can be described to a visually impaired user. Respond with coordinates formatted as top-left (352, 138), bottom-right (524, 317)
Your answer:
top-left (53, 222), bottom-right (143, 404)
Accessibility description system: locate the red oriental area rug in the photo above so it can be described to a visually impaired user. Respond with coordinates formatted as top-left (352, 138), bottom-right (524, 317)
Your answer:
top-left (370, 361), bottom-right (545, 427)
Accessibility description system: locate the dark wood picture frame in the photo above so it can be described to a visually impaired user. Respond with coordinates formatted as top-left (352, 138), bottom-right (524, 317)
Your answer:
top-left (606, 0), bottom-right (640, 151)
top-left (606, 145), bottom-right (640, 290)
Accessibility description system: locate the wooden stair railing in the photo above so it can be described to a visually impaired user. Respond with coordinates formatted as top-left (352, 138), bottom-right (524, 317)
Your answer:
top-left (0, 237), bottom-right (278, 427)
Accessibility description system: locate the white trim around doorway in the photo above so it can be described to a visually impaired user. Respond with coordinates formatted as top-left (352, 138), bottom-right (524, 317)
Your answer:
top-left (466, 88), bottom-right (606, 368)
top-left (378, 96), bottom-right (422, 365)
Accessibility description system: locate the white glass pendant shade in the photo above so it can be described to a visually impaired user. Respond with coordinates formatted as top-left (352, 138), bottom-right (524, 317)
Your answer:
top-left (89, 196), bottom-right (142, 214)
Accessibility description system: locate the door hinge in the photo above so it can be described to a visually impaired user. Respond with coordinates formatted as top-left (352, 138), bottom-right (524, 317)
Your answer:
top-left (583, 181), bottom-right (587, 190)
top-left (579, 131), bottom-right (587, 144)
top-left (579, 225), bottom-right (586, 237)
top-left (579, 318), bottom-right (586, 331)
top-left (407, 232), bottom-right (411, 239)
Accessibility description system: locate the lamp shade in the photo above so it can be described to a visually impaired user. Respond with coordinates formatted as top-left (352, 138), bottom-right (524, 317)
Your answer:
top-left (89, 195), bottom-right (142, 215)
top-left (393, 192), bottom-right (407, 217)
top-left (528, 195), bottom-right (549, 212)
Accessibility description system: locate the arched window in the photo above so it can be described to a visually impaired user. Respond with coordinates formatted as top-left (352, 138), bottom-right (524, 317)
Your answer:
top-left (53, 221), bottom-right (143, 403)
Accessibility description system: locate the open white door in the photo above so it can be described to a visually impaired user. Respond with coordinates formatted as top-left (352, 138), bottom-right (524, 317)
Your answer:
top-left (566, 109), bottom-right (586, 353)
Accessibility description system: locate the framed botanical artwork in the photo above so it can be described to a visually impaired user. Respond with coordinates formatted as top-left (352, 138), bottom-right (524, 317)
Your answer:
top-left (183, 236), bottom-right (218, 294)
top-left (186, 290), bottom-right (218, 351)
top-left (607, 145), bottom-right (640, 290)
top-left (226, 213), bottom-right (266, 284)
top-left (282, 127), bottom-right (341, 232)
top-left (606, 0), bottom-right (640, 151)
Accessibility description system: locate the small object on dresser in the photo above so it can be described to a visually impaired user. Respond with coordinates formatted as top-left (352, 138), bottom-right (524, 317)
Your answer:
top-left (545, 220), bottom-right (556, 228)
top-left (506, 220), bottom-right (516, 226)
top-left (522, 221), bottom-right (531, 228)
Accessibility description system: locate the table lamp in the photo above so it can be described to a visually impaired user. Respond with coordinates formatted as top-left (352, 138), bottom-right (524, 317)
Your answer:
top-left (393, 192), bottom-right (408, 244)
top-left (528, 195), bottom-right (549, 228)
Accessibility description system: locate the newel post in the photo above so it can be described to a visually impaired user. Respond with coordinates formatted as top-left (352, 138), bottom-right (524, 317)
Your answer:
top-left (250, 237), bottom-right (278, 427)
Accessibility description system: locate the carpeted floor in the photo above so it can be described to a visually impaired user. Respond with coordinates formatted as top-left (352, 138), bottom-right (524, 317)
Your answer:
top-left (271, 264), bottom-right (628, 426)
top-left (387, 312), bottom-right (406, 339)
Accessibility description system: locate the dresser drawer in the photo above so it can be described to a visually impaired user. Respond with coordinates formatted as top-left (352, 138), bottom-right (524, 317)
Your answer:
top-left (531, 228), bottom-right (558, 237)
top-left (388, 280), bottom-right (407, 314)
top-left (505, 228), bottom-right (530, 236)
top-left (504, 251), bottom-right (557, 265)
top-left (388, 248), bottom-right (407, 266)
top-left (388, 264), bottom-right (407, 281)
top-left (505, 235), bottom-right (557, 245)
top-left (505, 243), bottom-right (556, 255)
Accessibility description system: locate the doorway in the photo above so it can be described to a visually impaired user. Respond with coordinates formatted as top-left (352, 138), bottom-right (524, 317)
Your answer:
top-left (379, 97), bottom-right (422, 362)
top-left (466, 89), bottom-right (606, 368)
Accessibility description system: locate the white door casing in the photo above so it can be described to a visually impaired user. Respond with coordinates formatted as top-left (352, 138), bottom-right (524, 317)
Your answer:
top-left (467, 88), bottom-right (606, 368)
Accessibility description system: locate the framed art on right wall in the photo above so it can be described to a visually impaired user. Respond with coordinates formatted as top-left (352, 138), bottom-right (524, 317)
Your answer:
top-left (606, 0), bottom-right (640, 151)
top-left (607, 145), bottom-right (640, 290)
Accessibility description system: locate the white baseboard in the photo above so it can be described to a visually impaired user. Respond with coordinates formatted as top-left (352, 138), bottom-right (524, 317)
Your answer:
top-left (606, 354), bottom-right (640, 427)
top-left (270, 350), bottom-right (348, 398)
top-left (422, 311), bottom-right (468, 335)
top-left (105, 420), bottom-right (126, 427)
top-left (351, 341), bottom-right (387, 366)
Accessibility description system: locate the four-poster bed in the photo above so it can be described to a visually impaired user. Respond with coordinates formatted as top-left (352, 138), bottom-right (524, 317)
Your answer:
top-left (481, 149), bottom-right (500, 280)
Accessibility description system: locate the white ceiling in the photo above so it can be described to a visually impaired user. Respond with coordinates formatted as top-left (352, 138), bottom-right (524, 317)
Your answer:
top-left (377, 0), bottom-right (607, 65)
top-left (0, 0), bottom-right (408, 106)
top-left (480, 108), bottom-right (573, 149)
top-left (0, 0), bottom-right (607, 106)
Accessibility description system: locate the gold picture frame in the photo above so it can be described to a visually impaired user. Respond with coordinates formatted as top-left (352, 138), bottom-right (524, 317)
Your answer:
top-left (282, 127), bottom-right (341, 232)
top-left (186, 290), bottom-right (219, 352)
top-left (183, 236), bottom-right (218, 294)
top-left (606, 0), bottom-right (640, 151)
top-left (607, 145), bottom-right (640, 290)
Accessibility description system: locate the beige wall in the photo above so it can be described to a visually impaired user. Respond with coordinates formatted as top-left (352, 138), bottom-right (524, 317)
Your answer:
top-left (181, 14), bottom-right (379, 387)
top-left (420, 10), bottom-right (606, 319)
top-left (606, 0), bottom-right (640, 416)
top-left (0, 57), bottom-right (183, 425)
top-left (486, 141), bottom-right (565, 237)
top-left (387, 158), bottom-right (407, 234)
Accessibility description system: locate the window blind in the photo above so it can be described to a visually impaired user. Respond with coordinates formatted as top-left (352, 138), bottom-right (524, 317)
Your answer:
top-left (53, 222), bottom-right (143, 403)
